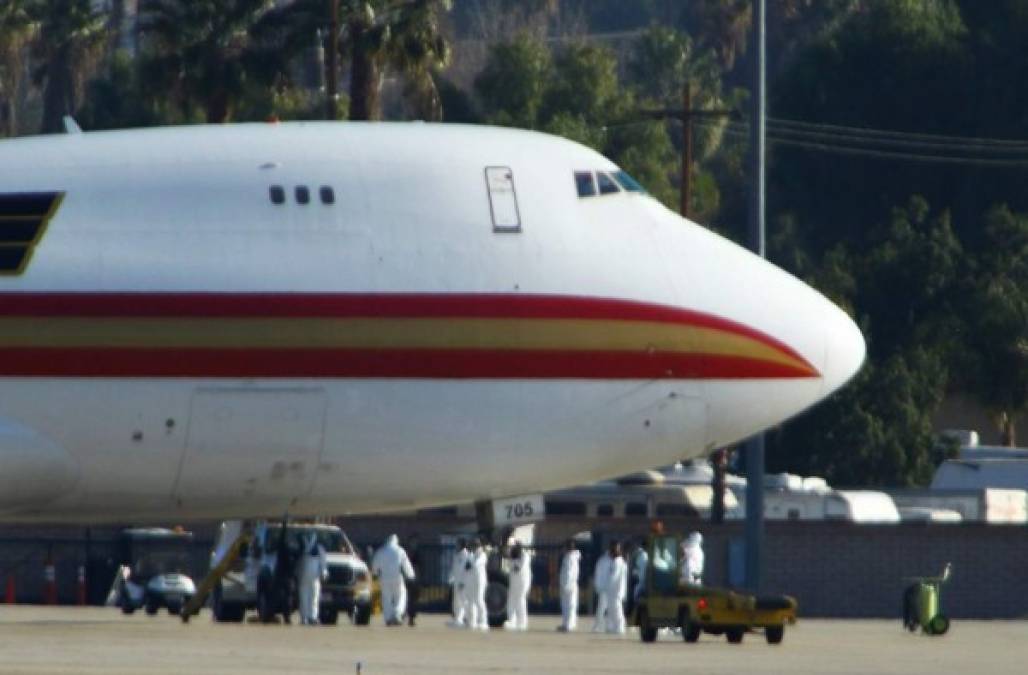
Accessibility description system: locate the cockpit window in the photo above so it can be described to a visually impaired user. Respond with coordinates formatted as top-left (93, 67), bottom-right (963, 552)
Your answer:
top-left (613, 170), bottom-right (645, 193)
top-left (575, 171), bottom-right (596, 197)
top-left (597, 172), bottom-right (620, 195)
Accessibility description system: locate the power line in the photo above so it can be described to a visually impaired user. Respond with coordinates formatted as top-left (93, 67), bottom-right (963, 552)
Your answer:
top-left (767, 116), bottom-right (1028, 148)
top-left (706, 122), bottom-right (1028, 167)
top-left (762, 124), bottom-right (1028, 155)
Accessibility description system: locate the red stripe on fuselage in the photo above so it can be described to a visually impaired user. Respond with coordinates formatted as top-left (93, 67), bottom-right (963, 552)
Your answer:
top-left (0, 292), bottom-right (810, 365)
top-left (0, 348), bottom-right (815, 379)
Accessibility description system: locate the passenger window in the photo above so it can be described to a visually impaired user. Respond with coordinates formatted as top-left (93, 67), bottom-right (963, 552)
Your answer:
top-left (295, 186), bottom-right (310, 205)
top-left (596, 504), bottom-right (614, 517)
top-left (269, 185), bottom-right (285, 204)
top-left (484, 166), bottom-right (521, 232)
top-left (575, 171), bottom-right (596, 197)
top-left (319, 186), bottom-right (335, 205)
top-left (597, 172), bottom-right (620, 195)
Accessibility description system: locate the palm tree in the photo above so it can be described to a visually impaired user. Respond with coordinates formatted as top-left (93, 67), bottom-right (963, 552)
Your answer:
top-left (688, 0), bottom-right (752, 70)
top-left (138, 0), bottom-right (280, 123)
top-left (31, 0), bottom-right (107, 134)
top-left (0, 0), bottom-right (38, 136)
top-left (383, 0), bottom-right (451, 121)
top-left (343, 0), bottom-right (451, 121)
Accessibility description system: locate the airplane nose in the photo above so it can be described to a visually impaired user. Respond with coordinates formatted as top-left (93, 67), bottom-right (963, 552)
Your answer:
top-left (819, 301), bottom-right (866, 396)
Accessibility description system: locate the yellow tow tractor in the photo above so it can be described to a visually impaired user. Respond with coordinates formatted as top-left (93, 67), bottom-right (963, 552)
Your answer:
top-left (631, 534), bottom-right (797, 645)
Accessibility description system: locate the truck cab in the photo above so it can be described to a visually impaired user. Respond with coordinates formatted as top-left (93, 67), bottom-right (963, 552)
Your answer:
top-left (211, 521), bottom-right (372, 625)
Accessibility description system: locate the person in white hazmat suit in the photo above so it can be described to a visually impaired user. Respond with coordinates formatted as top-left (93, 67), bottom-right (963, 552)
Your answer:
top-left (371, 534), bottom-right (416, 626)
top-left (466, 538), bottom-right (490, 631)
top-left (447, 538), bottom-right (470, 628)
top-left (504, 542), bottom-right (532, 630)
top-left (604, 541), bottom-right (628, 635)
top-left (680, 531), bottom-right (705, 585)
top-left (632, 540), bottom-right (649, 604)
top-left (297, 533), bottom-right (329, 625)
top-left (557, 539), bottom-right (581, 632)
top-left (591, 547), bottom-right (612, 633)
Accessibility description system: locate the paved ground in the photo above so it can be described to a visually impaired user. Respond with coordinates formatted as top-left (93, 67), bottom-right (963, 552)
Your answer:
top-left (0, 607), bottom-right (1023, 675)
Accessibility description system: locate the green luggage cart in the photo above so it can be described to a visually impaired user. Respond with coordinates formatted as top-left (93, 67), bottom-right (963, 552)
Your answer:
top-left (902, 563), bottom-right (952, 636)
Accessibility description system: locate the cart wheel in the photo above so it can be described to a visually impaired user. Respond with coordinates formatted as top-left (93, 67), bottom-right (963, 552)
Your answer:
top-left (929, 614), bottom-right (950, 636)
top-left (726, 627), bottom-right (744, 644)
top-left (766, 625), bottom-right (784, 644)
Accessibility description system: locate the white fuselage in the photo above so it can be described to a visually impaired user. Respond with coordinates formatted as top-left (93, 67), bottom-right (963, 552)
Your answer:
top-left (0, 122), bottom-right (864, 522)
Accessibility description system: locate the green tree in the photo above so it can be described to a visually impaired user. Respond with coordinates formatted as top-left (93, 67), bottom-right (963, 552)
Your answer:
top-left (961, 206), bottom-right (1028, 445)
top-left (76, 51), bottom-right (164, 130)
top-left (31, 0), bottom-right (107, 134)
top-left (0, 0), bottom-right (37, 136)
top-left (771, 196), bottom-right (966, 486)
top-left (344, 0), bottom-right (452, 121)
top-left (138, 0), bottom-right (280, 123)
top-left (772, 347), bottom-right (951, 487)
top-left (684, 0), bottom-right (752, 70)
top-left (474, 37), bottom-right (551, 128)
top-left (540, 43), bottom-right (621, 125)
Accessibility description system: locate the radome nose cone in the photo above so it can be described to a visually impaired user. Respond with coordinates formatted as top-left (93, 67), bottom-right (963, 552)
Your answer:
top-left (821, 304), bottom-right (866, 396)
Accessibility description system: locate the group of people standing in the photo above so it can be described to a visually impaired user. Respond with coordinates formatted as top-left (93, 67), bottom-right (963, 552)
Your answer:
top-left (369, 529), bottom-right (705, 633)
top-left (447, 538), bottom-right (491, 631)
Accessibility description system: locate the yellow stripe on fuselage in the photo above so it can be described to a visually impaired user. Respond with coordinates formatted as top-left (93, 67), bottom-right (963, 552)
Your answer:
top-left (0, 317), bottom-right (812, 373)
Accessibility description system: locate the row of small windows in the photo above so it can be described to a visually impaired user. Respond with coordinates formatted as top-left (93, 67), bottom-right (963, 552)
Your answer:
top-left (269, 185), bottom-right (335, 205)
top-left (574, 170), bottom-right (645, 198)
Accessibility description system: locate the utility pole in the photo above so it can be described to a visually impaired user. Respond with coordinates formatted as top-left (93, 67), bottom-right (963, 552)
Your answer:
top-left (631, 83), bottom-right (734, 220)
top-left (325, 0), bottom-right (340, 120)
top-left (745, 0), bottom-right (767, 594)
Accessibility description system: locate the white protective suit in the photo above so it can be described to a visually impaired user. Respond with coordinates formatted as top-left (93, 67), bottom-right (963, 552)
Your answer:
top-left (371, 534), bottom-right (415, 625)
top-left (448, 544), bottom-right (470, 626)
top-left (297, 534), bottom-right (328, 625)
top-left (558, 548), bottom-right (581, 631)
top-left (632, 547), bottom-right (649, 601)
top-left (466, 545), bottom-right (489, 631)
top-left (681, 532), bottom-right (705, 585)
top-left (591, 552), bottom-right (612, 633)
top-left (604, 555), bottom-right (628, 634)
top-left (504, 547), bottom-right (532, 630)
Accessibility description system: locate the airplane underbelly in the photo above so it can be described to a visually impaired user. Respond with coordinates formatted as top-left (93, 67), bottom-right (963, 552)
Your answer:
top-left (0, 377), bottom-right (709, 522)
top-left (172, 387), bottom-right (327, 511)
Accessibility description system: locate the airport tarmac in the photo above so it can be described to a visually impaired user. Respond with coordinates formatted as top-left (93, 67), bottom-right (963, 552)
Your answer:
top-left (0, 607), bottom-right (1023, 675)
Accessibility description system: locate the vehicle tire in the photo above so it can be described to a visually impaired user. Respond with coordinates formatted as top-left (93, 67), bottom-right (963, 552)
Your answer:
top-left (212, 587), bottom-right (246, 623)
top-left (683, 622), bottom-right (701, 643)
top-left (320, 608), bottom-right (339, 626)
top-left (726, 627), bottom-right (745, 644)
top-left (121, 604), bottom-right (135, 615)
top-left (167, 601), bottom-right (182, 616)
top-left (929, 614), bottom-right (950, 636)
top-left (144, 596), bottom-right (160, 616)
top-left (352, 602), bottom-right (372, 626)
top-left (257, 587), bottom-right (276, 624)
top-left (766, 625), bottom-right (784, 644)
top-left (637, 609), bottom-right (657, 643)
top-left (485, 570), bottom-right (509, 629)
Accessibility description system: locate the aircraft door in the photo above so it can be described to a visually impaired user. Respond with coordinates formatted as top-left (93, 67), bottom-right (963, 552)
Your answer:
top-left (485, 166), bottom-right (521, 232)
top-left (174, 388), bottom-right (327, 509)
